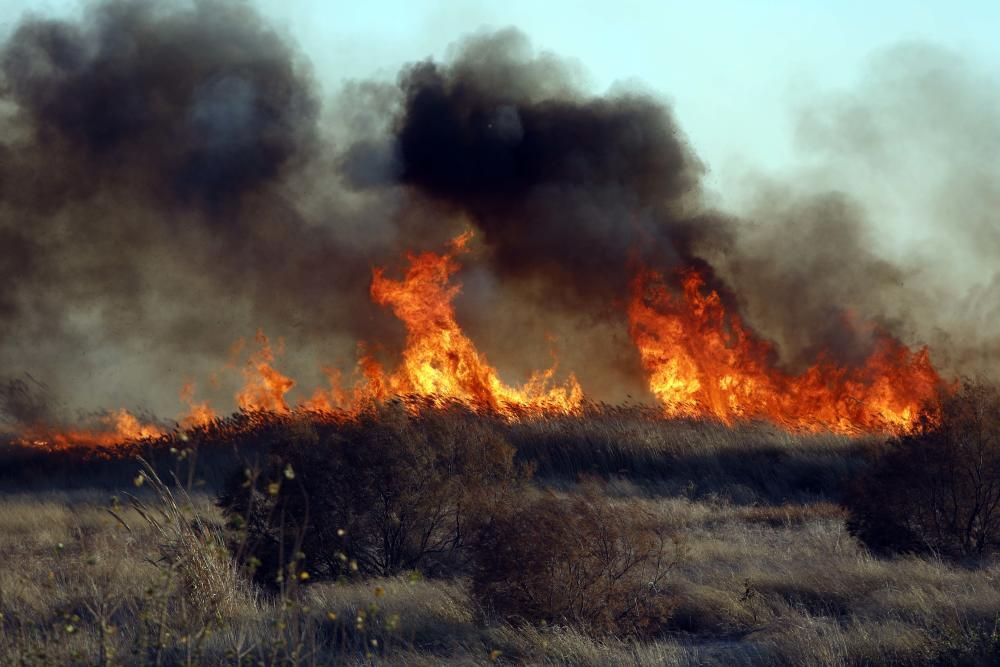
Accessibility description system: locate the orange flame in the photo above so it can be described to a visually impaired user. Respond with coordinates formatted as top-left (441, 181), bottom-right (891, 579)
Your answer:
top-left (235, 330), bottom-right (295, 413)
top-left (178, 381), bottom-right (216, 429)
top-left (306, 231), bottom-right (583, 416)
top-left (16, 409), bottom-right (164, 451)
top-left (628, 268), bottom-right (943, 433)
top-left (16, 236), bottom-right (951, 450)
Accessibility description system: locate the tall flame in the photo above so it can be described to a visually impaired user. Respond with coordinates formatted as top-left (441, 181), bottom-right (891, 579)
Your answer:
top-left (307, 231), bottom-right (583, 416)
top-left (628, 268), bottom-right (942, 433)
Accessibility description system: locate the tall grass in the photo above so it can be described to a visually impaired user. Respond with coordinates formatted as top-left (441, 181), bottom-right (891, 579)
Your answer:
top-left (0, 403), bottom-right (997, 664)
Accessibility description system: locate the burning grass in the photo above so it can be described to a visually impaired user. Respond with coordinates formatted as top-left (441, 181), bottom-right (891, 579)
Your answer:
top-left (0, 5), bottom-right (990, 663)
top-left (2, 233), bottom-right (953, 456)
top-left (0, 399), bottom-right (871, 504)
top-left (629, 268), bottom-right (943, 433)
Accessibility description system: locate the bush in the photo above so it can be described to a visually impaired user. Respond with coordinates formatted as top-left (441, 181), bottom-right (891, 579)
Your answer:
top-left (847, 380), bottom-right (1000, 559)
top-left (470, 485), bottom-right (684, 636)
top-left (218, 401), bottom-right (525, 588)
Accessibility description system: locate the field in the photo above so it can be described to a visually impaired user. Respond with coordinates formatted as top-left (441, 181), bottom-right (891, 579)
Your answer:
top-left (1, 407), bottom-right (998, 666)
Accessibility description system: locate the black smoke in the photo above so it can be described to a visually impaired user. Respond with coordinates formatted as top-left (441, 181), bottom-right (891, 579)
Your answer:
top-left (1, 0), bottom-right (317, 209)
top-left (340, 30), bottom-right (1000, 382)
top-left (0, 0), bottom-right (403, 417)
top-left (342, 29), bottom-right (732, 313)
top-left (0, 4), bottom-right (990, 424)
top-left (341, 29), bottom-right (916, 371)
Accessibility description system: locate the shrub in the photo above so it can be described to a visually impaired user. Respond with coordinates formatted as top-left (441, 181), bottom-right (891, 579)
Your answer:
top-left (470, 485), bottom-right (684, 636)
top-left (847, 380), bottom-right (1000, 559)
top-left (218, 401), bottom-right (525, 587)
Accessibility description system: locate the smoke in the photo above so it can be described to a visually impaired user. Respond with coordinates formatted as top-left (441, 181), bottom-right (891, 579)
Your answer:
top-left (340, 28), bottom-right (918, 373)
top-left (0, 3), bottom-right (995, 425)
top-left (341, 29), bottom-right (732, 314)
top-left (706, 190), bottom-right (915, 370)
top-left (0, 0), bottom-right (415, 417)
top-left (1, 0), bottom-right (316, 209)
top-left (0, 376), bottom-right (57, 431)
top-left (344, 31), bottom-right (1000, 379)
top-left (714, 43), bottom-right (1000, 376)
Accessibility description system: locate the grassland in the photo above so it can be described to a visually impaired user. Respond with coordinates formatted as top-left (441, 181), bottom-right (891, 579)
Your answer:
top-left (0, 407), bottom-right (998, 666)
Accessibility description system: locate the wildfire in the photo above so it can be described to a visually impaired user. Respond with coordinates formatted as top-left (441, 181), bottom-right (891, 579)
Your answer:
top-left (235, 331), bottom-right (296, 413)
top-left (179, 382), bottom-right (217, 429)
top-left (306, 231), bottom-right (583, 416)
top-left (13, 236), bottom-right (950, 450)
top-left (628, 268), bottom-right (943, 433)
top-left (15, 409), bottom-right (164, 452)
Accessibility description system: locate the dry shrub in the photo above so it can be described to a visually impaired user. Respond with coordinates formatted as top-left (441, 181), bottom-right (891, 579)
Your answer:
top-left (219, 400), bottom-right (525, 586)
top-left (470, 486), bottom-right (684, 637)
top-left (122, 460), bottom-right (252, 621)
top-left (847, 380), bottom-right (1000, 559)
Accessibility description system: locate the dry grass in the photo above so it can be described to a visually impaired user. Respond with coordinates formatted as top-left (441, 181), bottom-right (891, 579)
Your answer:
top-left (2, 487), bottom-right (997, 665)
top-left (0, 409), bottom-right (998, 665)
top-left (507, 407), bottom-right (869, 503)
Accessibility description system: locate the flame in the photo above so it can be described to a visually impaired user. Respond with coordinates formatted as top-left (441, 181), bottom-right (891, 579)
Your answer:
top-left (16, 409), bottom-right (164, 451)
top-left (235, 330), bottom-right (295, 412)
top-left (179, 381), bottom-right (216, 429)
top-left (306, 231), bottom-right (583, 416)
top-left (628, 268), bottom-right (943, 433)
top-left (15, 235), bottom-right (950, 450)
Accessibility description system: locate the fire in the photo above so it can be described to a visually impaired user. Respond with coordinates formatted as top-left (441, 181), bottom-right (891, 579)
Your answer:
top-left (235, 331), bottom-right (295, 413)
top-left (108, 409), bottom-right (166, 441)
top-left (16, 409), bottom-right (165, 451)
top-left (628, 268), bottom-right (943, 433)
top-left (305, 232), bottom-right (583, 416)
top-left (13, 236), bottom-right (949, 450)
top-left (179, 382), bottom-right (217, 429)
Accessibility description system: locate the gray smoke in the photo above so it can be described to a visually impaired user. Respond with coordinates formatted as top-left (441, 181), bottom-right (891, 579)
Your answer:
top-left (0, 0), bottom-right (406, 419)
top-left (0, 5), bottom-right (995, 427)
top-left (713, 43), bottom-right (1000, 376)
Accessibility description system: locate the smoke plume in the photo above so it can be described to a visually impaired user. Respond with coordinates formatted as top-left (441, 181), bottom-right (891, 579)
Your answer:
top-left (0, 0), bottom-right (404, 416)
top-left (342, 29), bottom-right (730, 314)
top-left (713, 43), bottom-right (1000, 376)
top-left (0, 2), bottom-right (995, 425)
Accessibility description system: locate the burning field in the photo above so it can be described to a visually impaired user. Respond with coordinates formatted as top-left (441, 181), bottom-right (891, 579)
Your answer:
top-left (0, 0), bottom-right (981, 451)
top-left (1, 1), bottom-right (999, 665)
top-left (8, 223), bottom-right (946, 452)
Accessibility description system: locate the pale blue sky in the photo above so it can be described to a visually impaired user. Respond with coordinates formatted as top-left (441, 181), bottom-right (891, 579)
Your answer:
top-left (262, 1), bottom-right (1000, 185)
top-left (2, 1), bottom-right (998, 200)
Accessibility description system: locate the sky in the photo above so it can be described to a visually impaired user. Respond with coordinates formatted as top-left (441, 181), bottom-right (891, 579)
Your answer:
top-left (256, 0), bottom-right (1000, 181)
top-left (3, 0), bottom-right (998, 191)
top-left (257, 0), bottom-right (1000, 199)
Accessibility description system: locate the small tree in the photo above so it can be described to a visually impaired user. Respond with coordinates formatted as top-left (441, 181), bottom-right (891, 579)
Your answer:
top-left (847, 380), bottom-right (1000, 559)
top-left (470, 486), bottom-right (684, 636)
